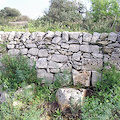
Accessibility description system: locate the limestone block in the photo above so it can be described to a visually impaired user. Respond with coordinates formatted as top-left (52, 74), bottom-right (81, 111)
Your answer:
top-left (38, 49), bottom-right (48, 57)
top-left (108, 43), bottom-right (120, 48)
top-left (8, 31), bottom-right (15, 41)
top-left (60, 63), bottom-right (72, 72)
top-left (36, 32), bottom-right (45, 41)
top-left (8, 49), bottom-right (20, 56)
top-left (54, 31), bottom-right (61, 37)
top-left (83, 32), bottom-right (92, 42)
top-left (62, 31), bottom-right (69, 42)
top-left (72, 52), bottom-right (81, 61)
top-left (82, 53), bottom-right (91, 58)
top-left (15, 32), bottom-right (23, 40)
top-left (103, 46), bottom-right (114, 54)
top-left (7, 44), bottom-right (14, 49)
top-left (69, 44), bottom-right (80, 52)
top-left (69, 32), bottom-right (81, 40)
top-left (21, 32), bottom-right (31, 42)
top-left (36, 58), bottom-right (47, 68)
top-left (50, 69), bottom-right (60, 73)
top-left (52, 37), bottom-right (61, 44)
top-left (56, 88), bottom-right (86, 112)
top-left (20, 48), bottom-right (28, 55)
top-left (100, 33), bottom-right (108, 40)
top-left (92, 53), bottom-right (103, 59)
top-left (48, 61), bottom-right (63, 69)
top-left (45, 31), bottom-right (54, 40)
top-left (26, 43), bottom-right (37, 48)
top-left (30, 32), bottom-right (37, 39)
top-left (108, 32), bottom-right (117, 42)
top-left (28, 48), bottom-right (39, 56)
top-left (92, 71), bottom-right (101, 86)
top-left (80, 45), bottom-right (99, 53)
top-left (72, 69), bottom-right (91, 86)
top-left (37, 69), bottom-right (54, 83)
top-left (51, 54), bottom-right (68, 63)
top-left (82, 58), bottom-right (103, 70)
top-left (91, 32), bottom-right (101, 43)
top-left (61, 43), bottom-right (69, 49)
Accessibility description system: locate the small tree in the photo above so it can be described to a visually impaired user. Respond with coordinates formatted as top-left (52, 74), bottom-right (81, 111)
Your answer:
top-left (90, 0), bottom-right (120, 21)
top-left (0, 7), bottom-right (21, 17)
top-left (42, 0), bottom-right (86, 23)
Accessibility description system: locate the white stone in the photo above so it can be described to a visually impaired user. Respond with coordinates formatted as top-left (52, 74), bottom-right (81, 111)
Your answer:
top-left (91, 32), bottom-right (101, 43)
top-left (69, 32), bottom-right (81, 40)
top-left (52, 37), bottom-right (61, 44)
top-left (45, 31), bottom-right (54, 40)
top-left (51, 54), bottom-right (68, 63)
top-left (8, 31), bottom-right (15, 41)
top-left (36, 58), bottom-right (47, 68)
top-left (62, 31), bottom-right (69, 42)
top-left (8, 49), bottom-right (20, 56)
top-left (38, 49), bottom-right (48, 57)
top-left (20, 48), bottom-right (28, 55)
top-left (83, 32), bottom-right (92, 42)
top-left (28, 48), bottom-right (39, 56)
top-left (108, 32), bottom-right (117, 42)
top-left (26, 43), bottom-right (37, 48)
top-left (61, 43), bottom-right (69, 49)
top-left (48, 61), bottom-right (63, 69)
top-left (69, 44), bottom-right (80, 52)
top-left (7, 44), bottom-right (14, 49)
top-left (54, 31), bottom-right (61, 37)
top-left (56, 88), bottom-right (86, 112)
top-left (72, 52), bottom-right (81, 61)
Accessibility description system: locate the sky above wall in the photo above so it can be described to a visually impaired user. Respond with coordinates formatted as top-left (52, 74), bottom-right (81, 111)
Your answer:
top-left (0, 0), bottom-right (91, 19)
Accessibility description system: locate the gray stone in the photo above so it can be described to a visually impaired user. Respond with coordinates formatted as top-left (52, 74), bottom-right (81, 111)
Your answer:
top-left (108, 43), bottom-right (120, 47)
top-left (60, 63), bottom-right (72, 72)
top-left (48, 61), bottom-right (63, 69)
top-left (21, 32), bottom-right (31, 42)
top-left (108, 32), bottom-right (117, 42)
top-left (72, 61), bottom-right (82, 70)
top-left (92, 71), bottom-right (101, 86)
top-left (56, 88), bottom-right (86, 112)
top-left (20, 48), bottom-right (28, 55)
top-left (72, 69), bottom-right (91, 86)
top-left (15, 32), bottom-right (23, 40)
top-left (69, 32), bottom-right (81, 40)
top-left (26, 43), bottom-right (37, 48)
top-left (28, 48), bottom-right (39, 56)
top-left (36, 58), bottom-right (47, 68)
top-left (67, 39), bottom-right (79, 44)
top-left (78, 37), bottom-right (82, 44)
top-left (9, 41), bottom-right (17, 45)
top-left (82, 58), bottom-right (103, 70)
top-left (45, 31), bottom-right (54, 40)
top-left (100, 33), bottom-right (108, 40)
top-left (36, 32), bottom-right (45, 41)
top-left (72, 52), bottom-right (81, 61)
top-left (30, 32), bottom-right (37, 39)
top-left (8, 49), bottom-right (20, 56)
top-left (69, 44), bottom-right (80, 52)
top-left (83, 32), bottom-right (92, 42)
top-left (97, 41), bottom-right (108, 45)
top-left (51, 54), bottom-right (68, 63)
top-left (50, 69), bottom-right (60, 73)
top-left (52, 37), bottom-right (61, 44)
top-left (80, 45), bottom-right (99, 53)
top-left (7, 44), bottom-right (14, 49)
top-left (103, 47), bottom-right (114, 54)
top-left (92, 53), bottom-right (103, 59)
top-left (8, 31), bottom-right (15, 41)
top-left (61, 43), bottom-right (69, 49)
top-left (54, 31), bottom-right (61, 37)
top-left (117, 32), bottom-right (120, 43)
top-left (38, 49), bottom-right (48, 57)
top-left (91, 32), bottom-right (101, 43)
top-left (62, 31), bottom-right (69, 42)
top-left (37, 69), bottom-right (54, 83)
top-left (82, 53), bottom-right (91, 58)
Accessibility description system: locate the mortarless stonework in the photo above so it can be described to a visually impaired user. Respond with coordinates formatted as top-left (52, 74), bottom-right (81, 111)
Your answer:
top-left (0, 31), bottom-right (120, 86)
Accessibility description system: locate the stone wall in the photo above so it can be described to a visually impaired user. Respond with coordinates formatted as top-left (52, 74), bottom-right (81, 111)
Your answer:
top-left (0, 31), bottom-right (120, 86)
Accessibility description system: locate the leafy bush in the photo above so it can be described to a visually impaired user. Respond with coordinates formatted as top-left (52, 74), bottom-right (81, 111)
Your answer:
top-left (81, 64), bottom-right (120, 120)
top-left (0, 55), bottom-right (37, 90)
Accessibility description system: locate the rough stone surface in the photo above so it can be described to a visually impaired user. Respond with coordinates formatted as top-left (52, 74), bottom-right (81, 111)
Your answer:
top-left (72, 69), bottom-right (91, 86)
top-left (8, 49), bottom-right (20, 56)
top-left (69, 44), bottom-right (80, 52)
top-left (91, 32), bottom-right (101, 43)
top-left (28, 48), bottom-right (39, 56)
top-left (108, 32), bottom-right (117, 42)
top-left (37, 69), bottom-right (54, 83)
top-left (52, 37), bottom-right (61, 44)
top-left (36, 58), bottom-right (47, 68)
top-left (100, 33), bottom-right (108, 40)
top-left (48, 61), bottom-right (63, 69)
top-left (92, 71), bottom-right (101, 86)
top-left (38, 49), bottom-right (48, 57)
top-left (62, 31), bottom-right (69, 42)
top-left (7, 44), bottom-right (15, 49)
top-left (20, 48), bottom-right (28, 55)
top-left (45, 31), bottom-right (54, 40)
top-left (72, 52), bottom-right (81, 61)
top-left (56, 88), bottom-right (86, 112)
top-left (51, 54), bottom-right (68, 63)
top-left (69, 32), bottom-right (81, 40)
top-left (83, 32), bottom-right (92, 42)
top-left (82, 58), bottom-right (103, 70)
top-left (26, 43), bottom-right (37, 48)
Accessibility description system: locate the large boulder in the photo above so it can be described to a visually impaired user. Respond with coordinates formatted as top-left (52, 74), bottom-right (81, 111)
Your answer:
top-left (56, 88), bottom-right (86, 113)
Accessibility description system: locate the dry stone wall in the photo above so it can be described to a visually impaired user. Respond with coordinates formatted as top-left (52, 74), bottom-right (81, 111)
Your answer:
top-left (0, 31), bottom-right (120, 86)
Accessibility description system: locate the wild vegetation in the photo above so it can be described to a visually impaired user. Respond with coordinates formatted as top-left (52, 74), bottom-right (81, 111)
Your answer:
top-left (0, 0), bottom-right (120, 33)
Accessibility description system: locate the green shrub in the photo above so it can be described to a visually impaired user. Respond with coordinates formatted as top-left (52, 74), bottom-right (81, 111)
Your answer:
top-left (81, 64), bottom-right (120, 120)
top-left (0, 55), bottom-right (37, 91)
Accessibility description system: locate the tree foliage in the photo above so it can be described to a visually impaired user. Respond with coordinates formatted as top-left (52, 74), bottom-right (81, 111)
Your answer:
top-left (90, 0), bottom-right (120, 21)
top-left (42, 0), bottom-right (86, 23)
top-left (0, 7), bottom-right (21, 17)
